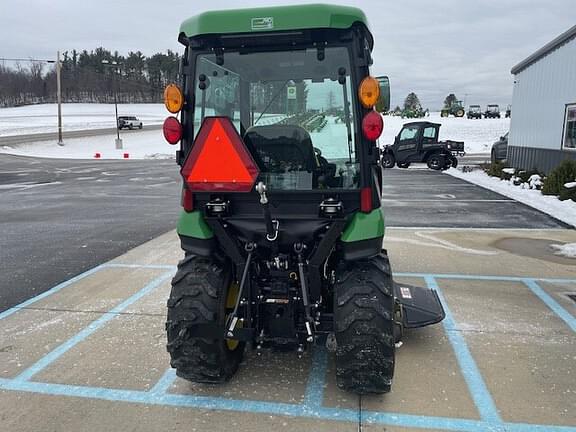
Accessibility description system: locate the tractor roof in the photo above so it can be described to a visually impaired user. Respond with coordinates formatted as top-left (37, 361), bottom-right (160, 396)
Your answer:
top-left (180, 4), bottom-right (371, 45)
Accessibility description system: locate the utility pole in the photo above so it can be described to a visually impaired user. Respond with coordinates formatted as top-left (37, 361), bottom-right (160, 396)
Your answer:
top-left (56, 51), bottom-right (63, 146)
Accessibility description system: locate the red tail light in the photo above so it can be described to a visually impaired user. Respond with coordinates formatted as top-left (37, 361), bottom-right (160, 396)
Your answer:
top-left (360, 187), bottom-right (372, 213)
top-left (163, 116), bottom-right (182, 144)
top-left (181, 117), bottom-right (260, 192)
top-left (182, 187), bottom-right (194, 212)
top-left (362, 110), bottom-right (384, 141)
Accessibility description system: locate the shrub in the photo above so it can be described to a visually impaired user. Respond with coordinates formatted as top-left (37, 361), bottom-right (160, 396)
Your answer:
top-left (542, 160), bottom-right (576, 196)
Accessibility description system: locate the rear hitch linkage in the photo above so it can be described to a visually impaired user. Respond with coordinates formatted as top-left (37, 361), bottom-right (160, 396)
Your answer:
top-left (226, 242), bottom-right (256, 338)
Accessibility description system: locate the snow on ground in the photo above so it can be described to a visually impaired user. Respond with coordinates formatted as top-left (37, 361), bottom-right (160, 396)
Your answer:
top-left (1, 129), bottom-right (173, 160)
top-left (550, 243), bottom-right (576, 258)
top-left (380, 112), bottom-right (509, 154)
top-left (446, 168), bottom-right (576, 228)
top-left (0, 103), bottom-right (166, 136)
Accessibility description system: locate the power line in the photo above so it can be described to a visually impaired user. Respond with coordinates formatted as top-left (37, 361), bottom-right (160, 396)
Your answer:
top-left (0, 57), bottom-right (55, 63)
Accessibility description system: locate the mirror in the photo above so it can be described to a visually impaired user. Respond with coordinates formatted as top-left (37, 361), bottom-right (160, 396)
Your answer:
top-left (375, 75), bottom-right (390, 113)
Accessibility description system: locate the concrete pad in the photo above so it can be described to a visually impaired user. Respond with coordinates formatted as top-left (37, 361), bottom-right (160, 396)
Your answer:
top-left (322, 325), bottom-right (479, 420)
top-left (109, 230), bottom-right (182, 266)
top-left (36, 314), bottom-right (168, 391)
top-left (0, 309), bottom-right (99, 378)
top-left (31, 266), bottom-right (165, 312)
top-left (0, 390), bottom-right (356, 432)
top-left (386, 228), bottom-right (576, 279)
top-left (170, 349), bottom-right (311, 404)
top-left (440, 279), bottom-right (576, 426)
top-left (124, 278), bottom-right (171, 316)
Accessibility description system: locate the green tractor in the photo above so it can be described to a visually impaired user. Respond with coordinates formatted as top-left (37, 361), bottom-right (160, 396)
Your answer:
top-left (441, 100), bottom-right (465, 118)
top-left (161, 4), bottom-right (444, 394)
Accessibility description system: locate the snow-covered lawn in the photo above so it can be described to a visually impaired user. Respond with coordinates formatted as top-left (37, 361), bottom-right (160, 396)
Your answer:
top-left (446, 168), bottom-right (576, 228)
top-left (0, 103), bottom-right (166, 136)
top-left (1, 129), bottom-right (173, 160)
top-left (0, 104), bottom-right (509, 154)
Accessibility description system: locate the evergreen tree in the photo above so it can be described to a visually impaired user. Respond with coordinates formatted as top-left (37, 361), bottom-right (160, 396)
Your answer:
top-left (403, 92), bottom-right (421, 111)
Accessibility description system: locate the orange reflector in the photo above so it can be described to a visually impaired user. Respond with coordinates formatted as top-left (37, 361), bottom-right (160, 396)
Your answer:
top-left (358, 76), bottom-right (380, 108)
top-left (164, 84), bottom-right (184, 113)
top-left (181, 117), bottom-right (260, 192)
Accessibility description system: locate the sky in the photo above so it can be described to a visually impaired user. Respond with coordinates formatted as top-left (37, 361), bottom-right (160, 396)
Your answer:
top-left (1, 0), bottom-right (574, 109)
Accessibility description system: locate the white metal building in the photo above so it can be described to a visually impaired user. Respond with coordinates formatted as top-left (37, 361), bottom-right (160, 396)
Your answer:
top-left (509, 24), bottom-right (576, 173)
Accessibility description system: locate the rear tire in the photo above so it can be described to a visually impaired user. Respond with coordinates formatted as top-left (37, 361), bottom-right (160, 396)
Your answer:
top-left (334, 253), bottom-right (395, 394)
top-left (166, 254), bottom-right (244, 383)
top-left (427, 153), bottom-right (445, 171)
top-left (381, 153), bottom-right (396, 169)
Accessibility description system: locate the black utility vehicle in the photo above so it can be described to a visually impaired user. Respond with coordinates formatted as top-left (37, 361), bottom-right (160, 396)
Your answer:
top-left (381, 121), bottom-right (464, 170)
top-left (467, 105), bottom-right (482, 119)
top-left (484, 105), bottom-right (501, 119)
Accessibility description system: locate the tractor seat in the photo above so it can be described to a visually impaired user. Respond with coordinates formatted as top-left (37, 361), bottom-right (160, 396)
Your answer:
top-left (243, 125), bottom-right (317, 173)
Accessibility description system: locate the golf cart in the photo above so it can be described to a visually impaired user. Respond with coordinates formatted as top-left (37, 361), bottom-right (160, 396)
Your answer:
top-left (381, 121), bottom-right (464, 170)
top-left (161, 4), bottom-right (445, 395)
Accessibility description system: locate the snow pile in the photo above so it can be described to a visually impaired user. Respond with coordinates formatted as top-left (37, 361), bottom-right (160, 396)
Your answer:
top-left (446, 168), bottom-right (576, 228)
top-left (564, 181), bottom-right (576, 189)
top-left (550, 243), bottom-right (576, 258)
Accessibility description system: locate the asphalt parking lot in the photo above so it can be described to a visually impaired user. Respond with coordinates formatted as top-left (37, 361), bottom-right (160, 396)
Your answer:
top-left (1, 163), bottom-right (575, 431)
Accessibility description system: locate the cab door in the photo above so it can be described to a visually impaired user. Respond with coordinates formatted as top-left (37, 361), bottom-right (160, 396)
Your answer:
top-left (394, 124), bottom-right (420, 162)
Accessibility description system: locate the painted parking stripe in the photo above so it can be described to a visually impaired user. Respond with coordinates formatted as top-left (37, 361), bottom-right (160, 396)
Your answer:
top-left (1, 377), bottom-right (575, 432)
top-left (302, 347), bottom-right (328, 410)
top-left (0, 264), bottom-right (105, 321)
top-left (523, 279), bottom-right (576, 332)
top-left (425, 276), bottom-right (501, 423)
top-left (13, 271), bottom-right (174, 382)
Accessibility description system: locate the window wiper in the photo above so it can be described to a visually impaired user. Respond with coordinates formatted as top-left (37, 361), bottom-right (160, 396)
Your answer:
top-left (254, 80), bottom-right (290, 126)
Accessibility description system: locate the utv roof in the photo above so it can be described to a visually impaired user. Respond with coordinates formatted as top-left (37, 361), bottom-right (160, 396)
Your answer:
top-left (403, 121), bottom-right (441, 128)
top-left (179, 4), bottom-right (371, 46)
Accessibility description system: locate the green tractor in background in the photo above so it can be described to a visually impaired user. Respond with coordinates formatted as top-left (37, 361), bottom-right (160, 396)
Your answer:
top-left (441, 100), bottom-right (465, 118)
top-left (161, 4), bottom-right (444, 395)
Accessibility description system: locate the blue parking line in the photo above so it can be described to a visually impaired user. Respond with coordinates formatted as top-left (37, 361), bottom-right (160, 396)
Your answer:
top-left (0, 264), bottom-right (105, 321)
top-left (149, 368), bottom-right (177, 396)
top-left (523, 279), bottom-right (576, 333)
top-left (424, 276), bottom-right (501, 423)
top-left (1, 377), bottom-right (575, 432)
top-left (397, 273), bottom-right (576, 284)
top-left (302, 347), bottom-right (328, 410)
top-left (13, 271), bottom-right (174, 382)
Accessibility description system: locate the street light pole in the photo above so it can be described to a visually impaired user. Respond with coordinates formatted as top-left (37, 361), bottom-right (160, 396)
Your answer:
top-left (56, 51), bottom-right (63, 146)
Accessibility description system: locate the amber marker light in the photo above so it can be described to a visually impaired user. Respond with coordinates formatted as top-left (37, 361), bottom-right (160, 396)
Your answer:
top-left (164, 84), bottom-right (184, 113)
top-left (358, 76), bottom-right (380, 108)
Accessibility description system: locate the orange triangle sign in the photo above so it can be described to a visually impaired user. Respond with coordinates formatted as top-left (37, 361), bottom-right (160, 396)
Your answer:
top-left (182, 117), bottom-right (260, 192)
